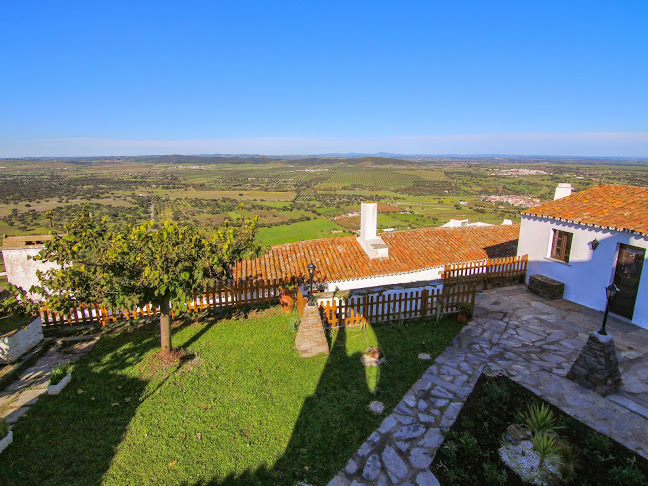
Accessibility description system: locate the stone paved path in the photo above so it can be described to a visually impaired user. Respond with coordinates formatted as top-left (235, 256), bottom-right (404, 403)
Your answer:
top-left (0, 335), bottom-right (99, 428)
top-left (329, 285), bottom-right (648, 486)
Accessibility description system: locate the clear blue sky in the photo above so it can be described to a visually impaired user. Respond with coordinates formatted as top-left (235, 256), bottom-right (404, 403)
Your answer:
top-left (1, 1), bottom-right (647, 157)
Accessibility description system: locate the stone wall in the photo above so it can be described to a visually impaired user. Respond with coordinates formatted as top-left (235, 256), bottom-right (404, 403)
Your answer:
top-left (0, 317), bottom-right (44, 364)
top-left (567, 332), bottom-right (622, 395)
top-left (528, 274), bottom-right (564, 300)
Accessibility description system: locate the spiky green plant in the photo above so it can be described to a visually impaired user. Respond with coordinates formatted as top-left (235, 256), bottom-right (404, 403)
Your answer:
top-left (524, 402), bottom-right (563, 435)
top-left (532, 432), bottom-right (563, 468)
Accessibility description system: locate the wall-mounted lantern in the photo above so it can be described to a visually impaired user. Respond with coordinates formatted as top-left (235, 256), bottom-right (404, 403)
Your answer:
top-left (590, 239), bottom-right (599, 251)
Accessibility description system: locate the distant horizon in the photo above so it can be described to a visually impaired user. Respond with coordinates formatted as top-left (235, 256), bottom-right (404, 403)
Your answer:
top-left (2, 131), bottom-right (647, 159)
top-left (2, 151), bottom-right (648, 161)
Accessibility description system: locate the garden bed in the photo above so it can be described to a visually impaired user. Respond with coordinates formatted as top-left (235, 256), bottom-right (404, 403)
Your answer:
top-left (0, 315), bottom-right (34, 337)
top-left (431, 374), bottom-right (648, 485)
top-left (0, 317), bottom-right (43, 364)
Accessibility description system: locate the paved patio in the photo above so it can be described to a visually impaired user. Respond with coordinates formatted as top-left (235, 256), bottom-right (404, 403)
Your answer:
top-left (329, 284), bottom-right (648, 486)
top-left (0, 335), bottom-right (99, 428)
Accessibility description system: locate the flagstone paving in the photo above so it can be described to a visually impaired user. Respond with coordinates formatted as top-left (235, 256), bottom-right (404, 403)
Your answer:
top-left (0, 335), bottom-right (99, 428)
top-left (328, 284), bottom-right (648, 486)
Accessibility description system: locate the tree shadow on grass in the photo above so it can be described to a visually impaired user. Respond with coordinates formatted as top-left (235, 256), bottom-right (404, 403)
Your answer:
top-left (0, 327), bottom-right (160, 486)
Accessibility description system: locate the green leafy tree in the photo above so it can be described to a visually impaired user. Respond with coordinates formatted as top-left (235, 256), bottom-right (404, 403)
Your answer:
top-left (34, 208), bottom-right (261, 357)
top-left (0, 283), bottom-right (40, 318)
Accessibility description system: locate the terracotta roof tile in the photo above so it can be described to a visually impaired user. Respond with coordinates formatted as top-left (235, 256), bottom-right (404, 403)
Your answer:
top-left (522, 185), bottom-right (648, 236)
top-left (234, 224), bottom-right (519, 283)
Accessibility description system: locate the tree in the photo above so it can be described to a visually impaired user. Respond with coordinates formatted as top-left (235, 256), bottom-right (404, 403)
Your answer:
top-left (34, 208), bottom-right (261, 357)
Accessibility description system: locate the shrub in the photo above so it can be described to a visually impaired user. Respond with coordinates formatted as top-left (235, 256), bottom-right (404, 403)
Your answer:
top-left (557, 440), bottom-right (578, 483)
top-left (0, 419), bottom-right (8, 438)
top-left (49, 363), bottom-right (72, 386)
top-left (609, 457), bottom-right (645, 486)
top-left (457, 302), bottom-right (474, 319)
top-left (482, 380), bottom-right (510, 404)
top-left (483, 461), bottom-right (507, 485)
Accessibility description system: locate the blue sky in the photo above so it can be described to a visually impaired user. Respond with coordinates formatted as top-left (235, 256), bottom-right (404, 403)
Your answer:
top-left (1, 1), bottom-right (646, 157)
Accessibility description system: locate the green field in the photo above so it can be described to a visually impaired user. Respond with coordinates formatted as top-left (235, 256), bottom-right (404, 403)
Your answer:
top-left (256, 218), bottom-right (348, 246)
top-left (324, 170), bottom-right (421, 189)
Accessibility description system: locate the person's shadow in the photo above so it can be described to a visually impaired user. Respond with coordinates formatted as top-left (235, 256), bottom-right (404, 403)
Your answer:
top-left (200, 324), bottom-right (382, 485)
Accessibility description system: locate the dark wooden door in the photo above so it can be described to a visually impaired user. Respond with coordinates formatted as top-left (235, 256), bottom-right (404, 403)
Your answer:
top-left (610, 244), bottom-right (645, 319)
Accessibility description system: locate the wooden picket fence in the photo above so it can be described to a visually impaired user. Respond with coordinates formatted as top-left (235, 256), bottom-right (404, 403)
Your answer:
top-left (317, 283), bottom-right (476, 329)
top-left (443, 254), bottom-right (528, 290)
top-left (39, 256), bottom-right (525, 327)
top-left (40, 278), bottom-right (294, 327)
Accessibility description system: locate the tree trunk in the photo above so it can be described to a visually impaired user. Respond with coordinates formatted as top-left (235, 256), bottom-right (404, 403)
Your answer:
top-left (160, 300), bottom-right (172, 358)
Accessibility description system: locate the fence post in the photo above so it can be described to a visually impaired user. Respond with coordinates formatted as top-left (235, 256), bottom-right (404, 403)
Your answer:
top-left (421, 289), bottom-right (429, 320)
top-left (484, 259), bottom-right (490, 290)
top-left (436, 290), bottom-right (443, 324)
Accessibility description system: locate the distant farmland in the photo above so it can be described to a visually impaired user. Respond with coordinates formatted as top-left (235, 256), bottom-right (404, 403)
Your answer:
top-left (325, 170), bottom-right (421, 189)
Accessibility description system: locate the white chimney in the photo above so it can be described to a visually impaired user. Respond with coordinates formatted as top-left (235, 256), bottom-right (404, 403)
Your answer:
top-left (358, 202), bottom-right (388, 259)
top-left (554, 183), bottom-right (572, 200)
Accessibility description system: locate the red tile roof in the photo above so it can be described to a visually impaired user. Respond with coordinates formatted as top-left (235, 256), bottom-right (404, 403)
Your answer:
top-left (521, 185), bottom-right (648, 236)
top-left (234, 224), bottom-right (519, 283)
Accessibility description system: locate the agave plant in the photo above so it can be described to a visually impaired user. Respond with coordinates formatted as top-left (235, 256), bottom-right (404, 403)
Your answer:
top-left (524, 402), bottom-right (564, 435)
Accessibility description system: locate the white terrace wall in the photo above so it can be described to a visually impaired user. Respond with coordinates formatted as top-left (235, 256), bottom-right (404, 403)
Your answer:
top-left (323, 266), bottom-right (445, 293)
top-left (1, 246), bottom-right (58, 296)
top-left (517, 215), bottom-right (648, 329)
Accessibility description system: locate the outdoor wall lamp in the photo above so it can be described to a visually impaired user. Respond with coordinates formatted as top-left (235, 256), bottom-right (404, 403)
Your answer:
top-left (599, 283), bottom-right (620, 335)
top-left (590, 239), bottom-right (599, 251)
top-left (307, 262), bottom-right (316, 306)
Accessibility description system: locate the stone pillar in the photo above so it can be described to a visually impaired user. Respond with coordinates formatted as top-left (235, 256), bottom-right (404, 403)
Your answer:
top-left (567, 332), bottom-right (622, 395)
top-left (294, 305), bottom-right (329, 357)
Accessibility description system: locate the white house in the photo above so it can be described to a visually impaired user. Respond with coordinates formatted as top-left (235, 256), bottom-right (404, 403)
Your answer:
top-left (517, 184), bottom-right (648, 329)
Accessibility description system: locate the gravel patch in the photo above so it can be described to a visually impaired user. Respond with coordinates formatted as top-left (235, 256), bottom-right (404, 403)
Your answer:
top-left (499, 439), bottom-right (561, 485)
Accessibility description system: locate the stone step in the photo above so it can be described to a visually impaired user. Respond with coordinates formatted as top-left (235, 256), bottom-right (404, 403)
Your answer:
top-left (607, 393), bottom-right (648, 420)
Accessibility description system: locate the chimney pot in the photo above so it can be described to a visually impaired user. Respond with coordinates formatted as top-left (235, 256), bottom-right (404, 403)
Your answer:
top-left (358, 202), bottom-right (388, 259)
top-left (554, 183), bottom-right (572, 200)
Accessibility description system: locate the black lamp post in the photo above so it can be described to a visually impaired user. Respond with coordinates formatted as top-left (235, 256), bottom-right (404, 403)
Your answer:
top-left (307, 262), bottom-right (316, 306)
top-left (599, 283), bottom-right (620, 336)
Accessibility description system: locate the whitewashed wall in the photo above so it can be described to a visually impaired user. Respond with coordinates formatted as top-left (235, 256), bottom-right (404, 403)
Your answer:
top-left (325, 266), bottom-right (445, 292)
top-left (517, 215), bottom-right (648, 329)
top-left (2, 247), bottom-right (58, 296)
top-left (0, 317), bottom-right (44, 363)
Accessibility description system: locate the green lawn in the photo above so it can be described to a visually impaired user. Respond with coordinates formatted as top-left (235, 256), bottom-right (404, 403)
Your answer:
top-left (256, 218), bottom-right (348, 246)
top-left (0, 308), bottom-right (463, 485)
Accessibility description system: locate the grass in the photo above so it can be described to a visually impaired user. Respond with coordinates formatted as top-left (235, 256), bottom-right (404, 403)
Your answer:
top-left (432, 374), bottom-right (648, 485)
top-left (256, 218), bottom-right (348, 246)
top-left (0, 307), bottom-right (464, 485)
top-left (0, 314), bottom-right (35, 336)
